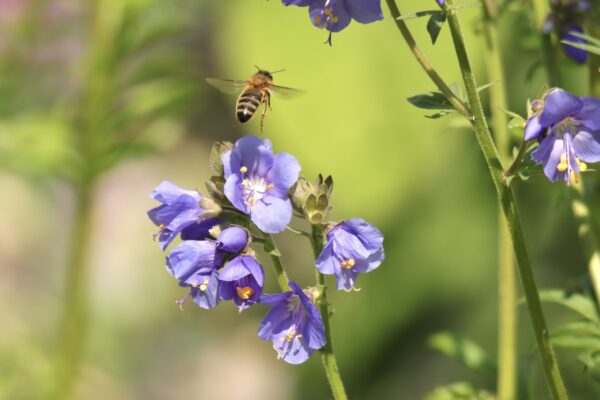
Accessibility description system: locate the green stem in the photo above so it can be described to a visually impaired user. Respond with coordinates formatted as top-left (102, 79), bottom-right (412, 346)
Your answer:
top-left (441, 1), bottom-right (568, 398)
top-left (310, 224), bottom-right (348, 400)
top-left (385, 0), bottom-right (472, 119)
top-left (264, 235), bottom-right (290, 291)
top-left (589, 25), bottom-right (600, 97)
top-left (532, 0), bottom-right (561, 86)
top-left (480, 1), bottom-right (517, 397)
top-left (54, 181), bottom-right (93, 399)
top-left (570, 183), bottom-right (600, 305)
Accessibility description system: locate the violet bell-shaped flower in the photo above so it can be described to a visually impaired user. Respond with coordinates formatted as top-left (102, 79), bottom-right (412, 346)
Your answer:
top-left (148, 180), bottom-right (218, 250)
top-left (315, 218), bottom-right (384, 290)
top-left (221, 136), bottom-right (301, 234)
top-left (525, 88), bottom-right (600, 184)
top-left (282, 0), bottom-right (383, 32)
top-left (258, 281), bottom-right (326, 364)
top-left (219, 255), bottom-right (265, 312)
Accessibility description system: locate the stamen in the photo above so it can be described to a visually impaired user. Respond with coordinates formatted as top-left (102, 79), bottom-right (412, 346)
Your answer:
top-left (236, 286), bottom-right (255, 300)
top-left (576, 158), bottom-right (588, 172)
top-left (557, 152), bottom-right (568, 172)
top-left (199, 279), bottom-right (209, 292)
top-left (240, 166), bottom-right (248, 174)
top-left (340, 259), bottom-right (355, 270)
top-left (570, 171), bottom-right (580, 184)
top-left (267, 184), bottom-right (274, 190)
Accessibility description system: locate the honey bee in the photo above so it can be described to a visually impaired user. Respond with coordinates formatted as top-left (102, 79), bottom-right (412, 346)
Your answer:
top-left (206, 67), bottom-right (302, 131)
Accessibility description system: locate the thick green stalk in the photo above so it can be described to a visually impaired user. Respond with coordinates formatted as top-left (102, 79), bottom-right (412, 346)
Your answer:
top-left (532, 0), bottom-right (561, 86)
top-left (385, 0), bottom-right (471, 119)
top-left (441, 1), bottom-right (568, 398)
top-left (480, 1), bottom-right (517, 398)
top-left (264, 235), bottom-right (291, 291)
top-left (570, 183), bottom-right (600, 305)
top-left (54, 181), bottom-right (93, 399)
top-left (310, 225), bottom-right (348, 400)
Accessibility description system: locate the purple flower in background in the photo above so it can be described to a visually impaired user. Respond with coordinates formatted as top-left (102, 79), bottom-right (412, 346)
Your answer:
top-left (258, 281), bottom-right (325, 364)
top-left (148, 180), bottom-right (214, 250)
top-left (526, 88), bottom-right (600, 184)
top-left (543, 0), bottom-right (591, 63)
top-left (167, 240), bottom-right (224, 309)
top-left (282, 0), bottom-right (383, 33)
top-left (219, 255), bottom-right (265, 312)
top-left (436, 0), bottom-right (445, 5)
top-left (222, 136), bottom-right (301, 234)
top-left (316, 218), bottom-right (384, 290)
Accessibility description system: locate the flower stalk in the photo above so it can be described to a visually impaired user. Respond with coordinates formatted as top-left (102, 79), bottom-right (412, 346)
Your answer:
top-left (264, 235), bottom-right (291, 291)
top-left (311, 224), bottom-right (348, 400)
top-left (532, 0), bottom-right (561, 87)
top-left (441, 0), bottom-right (568, 397)
top-left (480, 0), bottom-right (517, 397)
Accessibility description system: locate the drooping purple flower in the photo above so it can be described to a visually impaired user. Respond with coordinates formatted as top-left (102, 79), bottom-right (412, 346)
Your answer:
top-left (316, 218), bottom-right (384, 290)
top-left (525, 88), bottom-right (600, 184)
top-left (166, 240), bottom-right (224, 309)
top-left (543, 0), bottom-right (591, 63)
top-left (148, 180), bottom-right (214, 250)
top-left (222, 136), bottom-right (301, 234)
top-left (282, 0), bottom-right (383, 33)
top-left (216, 226), bottom-right (249, 253)
top-left (258, 281), bottom-right (326, 364)
top-left (219, 255), bottom-right (265, 312)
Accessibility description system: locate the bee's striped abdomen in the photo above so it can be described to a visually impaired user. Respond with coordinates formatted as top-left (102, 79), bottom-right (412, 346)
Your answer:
top-left (236, 89), bottom-right (263, 123)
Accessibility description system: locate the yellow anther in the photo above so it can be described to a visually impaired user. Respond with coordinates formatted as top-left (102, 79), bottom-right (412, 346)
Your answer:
top-left (570, 171), bottom-right (580, 184)
top-left (560, 153), bottom-right (567, 163)
top-left (324, 8), bottom-right (332, 15)
top-left (242, 179), bottom-right (249, 187)
top-left (579, 162), bottom-right (588, 172)
top-left (314, 16), bottom-right (321, 24)
top-left (236, 286), bottom-right (255, 300)
top-left (557, 162), bottom-right (568, 172)
top-left (240, 166), bottom-right (248, 174)
top-left (158, 224), bottom-right (166, 231)
top-left (340, 259), bottom-right (355, 270)
top-left (199, 279), bottom-right (209, 291)
top-left (267, 183), bottom-right (275, 190)
top-left (286, 331), bottom-right (295, 342)
top-left (331, 16), bottom-right (339, 23)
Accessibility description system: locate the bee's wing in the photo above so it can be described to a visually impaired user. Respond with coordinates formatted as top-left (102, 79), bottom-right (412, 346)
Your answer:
top-left (269, 84), bottom-right (304, 99)
top-left (206, 78), bottom-right (248, 94)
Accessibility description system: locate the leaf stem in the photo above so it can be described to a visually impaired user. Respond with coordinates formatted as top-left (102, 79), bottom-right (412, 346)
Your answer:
top-left (263, 235), bottom-right (290, 291)
top-left (480, 0), bottom-right (517, 397)
top-left (310, 224), bottom-right (348, 400)
top-left (441, 0), bottom-right (568, 397)
top-left (385, 0), bottom-right (472, 119)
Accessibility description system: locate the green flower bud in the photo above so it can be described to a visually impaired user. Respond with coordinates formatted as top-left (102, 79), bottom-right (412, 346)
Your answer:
top-left (209, 141), bottom-right (233, 175)
top-left (290, 174), bottom-right (334, 224)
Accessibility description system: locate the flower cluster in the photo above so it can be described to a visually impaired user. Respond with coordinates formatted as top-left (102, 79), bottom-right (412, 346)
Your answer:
top-left (282, 0), bottom-right (383, 42)
top-left (147, 135), bottom-right (385, 364)
top-left (544, 0), bottom-right (591, 63)
top-left (524, 88), bottom-right (600, 184)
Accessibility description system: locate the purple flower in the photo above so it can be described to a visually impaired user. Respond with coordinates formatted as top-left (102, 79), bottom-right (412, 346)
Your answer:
top-left (543, 0), bottom-right (591, 63)
top-left (436, 0), bottom-right (445, 5)
top-left (316, 218), bottom-right (384, 290)
top-left (526, 89), bottom-right (600, 184)
top-left (282, 0), bottom-right (383, 32)
top-left (219, 255), bottom-right (265, 312)
top-left (167, 240), bottom-right (224, 309)
top-left (148, 180), bottom-right (215, 250)
top-left (216, 226), bottom-right (249, 253)
top-left (222, 136), bottom-right (301, 234)
top-left (258, 281), bottom-right (325, 364)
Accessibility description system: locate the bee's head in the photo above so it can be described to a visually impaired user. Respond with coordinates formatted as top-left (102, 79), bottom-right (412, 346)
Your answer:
top-left (257, 70), bottom-right (273, 80)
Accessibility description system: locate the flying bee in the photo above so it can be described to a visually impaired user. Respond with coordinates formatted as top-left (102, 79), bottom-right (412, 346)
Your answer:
top-left (206, 67), bottom-right (302, 131)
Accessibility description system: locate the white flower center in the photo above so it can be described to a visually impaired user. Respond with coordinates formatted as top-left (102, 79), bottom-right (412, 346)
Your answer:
top-left (240, 167), bottom-right (274, 207)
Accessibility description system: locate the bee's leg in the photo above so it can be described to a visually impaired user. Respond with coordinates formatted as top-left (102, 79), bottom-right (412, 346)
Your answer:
top-left (260, 101), bottom-right (268, 132)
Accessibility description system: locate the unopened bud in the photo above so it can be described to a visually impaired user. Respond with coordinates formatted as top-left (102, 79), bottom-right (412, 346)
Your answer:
top-left (200, 197), bottom-right (222, 218)
top-left (209, 141), bottom-right (233, 175)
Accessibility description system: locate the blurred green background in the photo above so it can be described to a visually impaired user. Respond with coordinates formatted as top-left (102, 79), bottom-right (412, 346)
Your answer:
top-left (1, 0), bottom-right (599, 399)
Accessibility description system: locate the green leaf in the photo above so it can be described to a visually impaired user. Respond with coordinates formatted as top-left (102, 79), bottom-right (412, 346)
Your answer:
top-left (539, 289), bottom-right (600, 323)
top-left (426, 382), bottom-right (495, 400)
top-left (427, 12), bottom-right (447, 45)
top-left (476, 81), bottom-right (499, 93)
top-left (426, 110), bottom-right (456, 119)
top-left (428, 332), bottom-right (496, 377)
top-left (561, 40), bottom-right (600, 56)
top-left (450, 2), bottom-right (482, 11)
top-left (396, 10), bottom-right (438, 21)
top-left (407, 92), bottom-right (454, 110)
top-left (565, 31), bottom-right (600, 47)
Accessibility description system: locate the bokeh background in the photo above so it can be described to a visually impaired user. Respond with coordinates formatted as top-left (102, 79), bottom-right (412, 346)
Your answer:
top-left (1, 0), bottom-right (599, 399)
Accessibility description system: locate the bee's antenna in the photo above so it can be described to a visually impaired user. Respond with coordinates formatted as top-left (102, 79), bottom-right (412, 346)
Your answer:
top-left (254, 65), bottom-right (261, 71)
top-left (270, 69), bottom-right (286, 74)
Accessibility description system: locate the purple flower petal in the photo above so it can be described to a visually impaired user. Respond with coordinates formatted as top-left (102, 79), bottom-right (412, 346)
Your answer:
top-left (251, 196), bottom-right (293, 234)
top-left (572, 129), bottom-right (600, 163)
top-left (166, 241), bottom-right (220, 284)
top-left (180, 218), bottom-right (221, 241)
top-left (150, 180), bottom-right (200, 204)
top-left (310, 1), bottom-right (352, 32)
top-left (282, 0), bottom-right (312, 5)
top-left (338, 218), bottom-right (384, 251)
top-left (575, 97), bottom-right (600, 131)
top-left (315, 242), bottom-right (338, 274)
top-left (190, 270), bottom-right (220, 309)
top-left (524, 115), bottom-right (545, 141)
top-left (561, 26), bottom-right (588, 64)
top-left (539, 89), bottom-right (584, 127)
top-left (224, 136), bottom-right (274, 178)
top-left (532, 134), bottom-right (564, 181)
top-left (266, 153), bottom-right (301, 197)
top-left (217, 226), bottom-right (249, 253)
top-left (219, 256), bottom-right (252, 282)
top-left (258, 304), bottom-right (292, 340)
top-left (345, 0), bottom-right (383, 24)
top-left (224, 174), bottom-right (249, 214)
